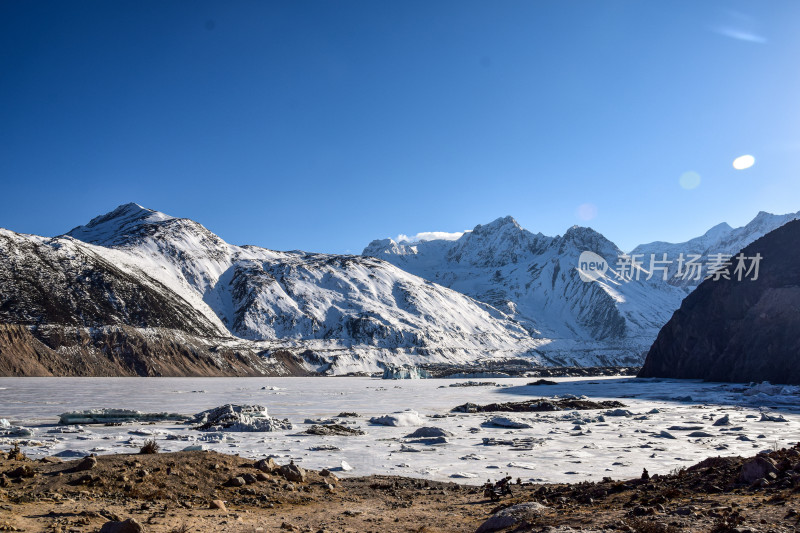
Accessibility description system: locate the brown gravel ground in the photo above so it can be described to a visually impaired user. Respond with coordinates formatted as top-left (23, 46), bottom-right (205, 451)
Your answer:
top-left (1, 444), bottom-right (799, 532)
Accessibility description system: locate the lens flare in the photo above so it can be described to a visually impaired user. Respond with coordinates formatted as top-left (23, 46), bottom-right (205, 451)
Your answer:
top-left (576, 203), bottom-right (598, 221)
top-left (733, 154), bottom-right (755, 170)
top-left (679, 171), bottom-right (701, 190)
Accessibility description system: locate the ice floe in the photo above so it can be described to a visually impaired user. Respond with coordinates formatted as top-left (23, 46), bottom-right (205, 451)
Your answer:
top-left (369, 409), bottom-right (424, 427)
top-left (190, 404), bottom-right (292, 432)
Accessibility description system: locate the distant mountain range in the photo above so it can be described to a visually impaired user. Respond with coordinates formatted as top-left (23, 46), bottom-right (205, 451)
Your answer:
top-left (363, 210), bottom-right (799, 365)
top-left (640, 219), bottom-right (800, 384)
top-left (0, 203), bottom-right (797, 376)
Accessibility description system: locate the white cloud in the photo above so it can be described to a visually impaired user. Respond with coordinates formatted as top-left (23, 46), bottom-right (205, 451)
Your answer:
top-left (396, 231), bottom-right (467, 243)
top-left (713, 26), bottom-right (766, 44)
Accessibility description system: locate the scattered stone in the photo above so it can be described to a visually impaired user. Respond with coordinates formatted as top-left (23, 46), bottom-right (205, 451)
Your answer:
top-left (224, 477), bottom-right (246, 487)
top-left (739, 457), bottom-right (779, 484)
top-left (453, 398), bottom-right (625, 413)
top-left (7, 465), bottom-right (35, 478)
top-left (605, 409), bottom-right (634, 417)
top-left (209, 500), bottom-right (227, 511)
top-left (74, 455), bottom-right (97, 472)
top-left (527, 379), bottom-right (558, 386)
top-left (279, 462), bottom-right (306, 483)
top-left (448, 381), bottom-right (497, 387)
top-left (403, 427), bottom-right (453, 439)
top-left (406, 436), bottom-right (448, 445)
top-left (713, 414), bottom-right (731, 426)
top-left (476, 502), bottom-right (549, 533)
top-left (254, 457), bottom-right (278, 473)
top-left (58, 409), bottom-right (188, 425)
top-left (305, 424), bottom-right (364, 436)
top-left (482, 437), bottom-right (544, 449)
top-left (98, 518), bottom-right (144, 533)
top-left (483, 416), bottom-right (533, 429)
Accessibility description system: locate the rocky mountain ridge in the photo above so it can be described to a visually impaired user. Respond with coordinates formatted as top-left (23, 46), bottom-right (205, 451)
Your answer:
top-left (639, 219), bottom-right (800, 384)
top-left (1, 203), bottom-right (797, 376)
top-left (1, 204), bottom-right (548, 375)
top-left (363, 210), bottom-right (800, 365)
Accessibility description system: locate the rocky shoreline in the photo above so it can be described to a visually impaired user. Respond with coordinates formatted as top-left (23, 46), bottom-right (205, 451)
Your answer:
top-left (2, 442), bottom-right (800, 532)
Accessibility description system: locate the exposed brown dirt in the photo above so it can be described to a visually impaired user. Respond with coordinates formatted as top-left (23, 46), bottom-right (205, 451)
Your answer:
top-left (1, 445), bottom-right (799, 532)
top-left (0, 323), bottom-right (311, 377)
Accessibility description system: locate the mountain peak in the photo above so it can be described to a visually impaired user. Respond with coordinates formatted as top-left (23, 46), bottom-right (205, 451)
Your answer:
top-left (700, 221), bottom-right (733, 239)
top-left (560, 225), bottom-right (617, 253)
top-left (65, 203), bottom-right (175, 245)
top-left (473, 216), bottom-right (521, 233)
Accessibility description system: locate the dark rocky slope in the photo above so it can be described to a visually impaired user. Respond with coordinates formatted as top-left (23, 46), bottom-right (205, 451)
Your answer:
top-left (0, 230), bottom-right (310, 377)
top-left (0, 230), bottom-right (220, 335)
top-left (639, 219), bottom-right (800, 384)
top-left (0, 323), bottom-right (310, 377)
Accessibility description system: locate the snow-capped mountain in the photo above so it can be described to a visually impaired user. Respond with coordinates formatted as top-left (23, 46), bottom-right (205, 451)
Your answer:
top-left (0, 227), bottom-right (220, 336)
top-left (3, 203), bottom-right (796, 376)
top-left (640, 219), bottom-right (800, 384)
top-left (363, 211), bottom-right (800, 364)
top-left (630, 210), bottom-right (800, 288)
top-left (1, 204), bottom-right (549, 375)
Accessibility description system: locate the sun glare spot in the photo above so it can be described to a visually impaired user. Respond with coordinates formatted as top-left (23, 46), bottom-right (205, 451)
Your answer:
top-left (576, 203), bottom-right (598, 221)
top-left (679, 171), bottom-right (701, 190)
top-left (733, 154), bottom-right (755, 170)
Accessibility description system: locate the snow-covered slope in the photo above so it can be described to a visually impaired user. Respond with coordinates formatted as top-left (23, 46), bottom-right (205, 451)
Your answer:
top-left (363, 212), bottom-right (800, 364)
top-left (631, 210), bottom-right (800, 288)
top-left (0, 228), bottom-right (221, 336)
top-left (5, 203), bottom-right (794, 375)
top-left (54, 204), bottom-right (548, 372)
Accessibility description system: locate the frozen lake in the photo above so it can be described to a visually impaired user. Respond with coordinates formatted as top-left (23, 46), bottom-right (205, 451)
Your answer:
top-left (1, 376), bottom-right (798, 484)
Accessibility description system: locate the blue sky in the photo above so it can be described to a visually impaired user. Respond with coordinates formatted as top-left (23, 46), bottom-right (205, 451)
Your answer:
top-left (2, 1), bottom-right (799, 253)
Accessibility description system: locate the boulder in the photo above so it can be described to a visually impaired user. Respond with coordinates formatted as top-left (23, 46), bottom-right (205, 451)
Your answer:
top-left (224, 476), bottom-right (246, 487)
top-left (279, 463), bottom-right (306, 483)
top-left (739, 457), bottom-right (779, 484)
top-left (713, 414), bottom-right (731, 426)
top-left (254, 457), bottom-right (278, 473)
top-left (8, 465), bottom-right (35, 478)
top-left (476, 502), bottom-right (548, 533)
top-left (403, 427), bottom-right (453, 439)
top-left (99, 518), bottom-right (144, 533)
top-left (209, 500), bottom-right (227, 511)
top-left (74, 455), bottom-right (97, 471)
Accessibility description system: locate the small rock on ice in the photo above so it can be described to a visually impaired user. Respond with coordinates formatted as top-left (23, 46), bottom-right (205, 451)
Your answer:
top-left (483, 416), bottom-right (532, 429)
top-left (713, 414), bottom-right (731, 426)
top-left (369, 410), bottom-right (424, 427)
top-left (403, 427), bottom-right (453, 438)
